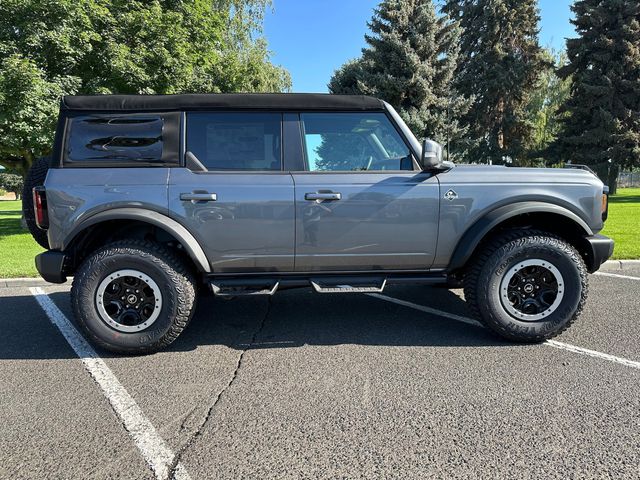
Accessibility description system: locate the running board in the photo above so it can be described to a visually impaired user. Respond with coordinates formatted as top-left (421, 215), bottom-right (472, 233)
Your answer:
top-left (210, 280), bottom-right (279, 296)
top-left (310, 278), bottom-right (386, 293)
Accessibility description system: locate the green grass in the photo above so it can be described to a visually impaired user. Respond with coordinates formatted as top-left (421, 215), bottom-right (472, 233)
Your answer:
top-left (0, 188), bottom-right (638, 278)
top-left (0, 200), bottom-right (44, 277)
top-left (601, 187), bottom-right (640, 259)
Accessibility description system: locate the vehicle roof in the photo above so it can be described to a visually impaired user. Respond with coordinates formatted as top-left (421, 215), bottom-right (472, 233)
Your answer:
top-left (60, 93), bottom-right (385, 112)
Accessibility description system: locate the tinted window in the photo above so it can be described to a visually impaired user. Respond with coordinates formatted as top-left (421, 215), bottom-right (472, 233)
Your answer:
top-left (186, 113), bottom-right (281, 171)
top-left (301, 113), bottom-right (413, 172)
top-left (66, 115), bottom-right (165, 164)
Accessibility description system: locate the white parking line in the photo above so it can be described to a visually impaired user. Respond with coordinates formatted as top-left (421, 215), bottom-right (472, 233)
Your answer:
top-left (29, 287), bottom-right (191, 480)
top-left (368, 293), bottom-right (640, 371)
top-left (594, 272), bottom-right (640, 281)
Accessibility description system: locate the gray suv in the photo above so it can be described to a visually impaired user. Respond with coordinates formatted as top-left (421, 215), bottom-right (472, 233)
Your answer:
top-left (24, 93), bottom-right (614, 353)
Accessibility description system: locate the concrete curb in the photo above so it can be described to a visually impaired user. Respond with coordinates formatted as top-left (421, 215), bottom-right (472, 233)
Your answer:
top-left (601, 259), bottom-right (640, 270)
top-left (1, 277), bottom-right (60, 288)
top-left (1, 261), bottom-right (639, 288)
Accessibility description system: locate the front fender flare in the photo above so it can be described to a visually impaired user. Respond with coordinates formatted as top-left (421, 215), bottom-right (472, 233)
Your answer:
top-left (63, 208), bottom-right (211, 272)
top-left (447, 201), bottom-right (593, 272)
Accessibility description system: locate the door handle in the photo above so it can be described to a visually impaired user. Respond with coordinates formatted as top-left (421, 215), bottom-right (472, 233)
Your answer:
top-left (305, 192), bottom-right (342, 201)
top-left (180, 192), bottom-right (217, 202)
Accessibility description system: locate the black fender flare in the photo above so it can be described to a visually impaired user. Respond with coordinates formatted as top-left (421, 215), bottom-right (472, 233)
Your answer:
top-left (447, 201), bottom-right (593, 271)
top-left (62, 208), bottom-right (211, 272)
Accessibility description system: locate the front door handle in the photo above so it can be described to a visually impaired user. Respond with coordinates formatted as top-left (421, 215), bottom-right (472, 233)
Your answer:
top-left (180, 192), bottom-right (217, 202)
top-left (305, 192), bottom-right (342, 201)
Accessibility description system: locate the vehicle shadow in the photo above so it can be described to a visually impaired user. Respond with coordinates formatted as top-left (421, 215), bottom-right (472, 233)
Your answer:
top-left (0, 286), bottom-right (512, 360)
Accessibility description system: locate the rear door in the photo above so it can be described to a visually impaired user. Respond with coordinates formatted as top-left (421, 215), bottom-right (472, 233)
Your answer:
top-left (291, 112), bottom-right (440, 272)
top-left (168, 112), bottom-right (295, 273)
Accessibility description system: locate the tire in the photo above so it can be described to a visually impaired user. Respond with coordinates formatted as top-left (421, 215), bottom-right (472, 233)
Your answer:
top-left (464, 230), bottom-right (588, 342)
top-left (71, 240), bottom-right (197, 354)
top-left (21, 156), bottom-right (50, 249)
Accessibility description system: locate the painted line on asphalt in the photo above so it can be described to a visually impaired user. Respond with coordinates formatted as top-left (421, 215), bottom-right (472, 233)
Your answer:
top-left (594, 272), bottom-right (640, 281)
top-left (368, 293), bottom-right (640, 371)
top-left (29, 287), bottom-right (191, 480)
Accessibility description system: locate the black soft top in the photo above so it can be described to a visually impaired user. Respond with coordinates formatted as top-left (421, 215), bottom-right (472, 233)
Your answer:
top-left (61, 93), bottom-right (385, 112)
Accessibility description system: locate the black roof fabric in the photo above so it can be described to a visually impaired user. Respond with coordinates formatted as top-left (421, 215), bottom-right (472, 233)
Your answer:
top-left (61, 93), bottom-right (385, 112)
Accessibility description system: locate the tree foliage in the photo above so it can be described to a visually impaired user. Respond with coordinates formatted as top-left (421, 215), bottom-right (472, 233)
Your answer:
top-left (443, 0), bottom-right (549, 165)
top-left (525, 48), bottom-right (572, 165)
top-left (0, 172), bottom-right (24, 199)
top-left (554, 0), bottom-right (640, 190)
top-left (328, 0), bottom-right (471, 160)
top-left (0, 0), bottom-right (290, 175)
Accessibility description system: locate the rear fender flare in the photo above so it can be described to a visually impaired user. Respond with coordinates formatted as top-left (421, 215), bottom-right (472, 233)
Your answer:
top-left (63, 208), bottom-right (211, 272)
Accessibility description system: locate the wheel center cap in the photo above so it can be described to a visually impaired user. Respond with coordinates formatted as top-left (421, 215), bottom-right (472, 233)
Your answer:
top-left (126, 294), bottom-right (138, 304)
top-left (523, 283), bottom-right (534, 294)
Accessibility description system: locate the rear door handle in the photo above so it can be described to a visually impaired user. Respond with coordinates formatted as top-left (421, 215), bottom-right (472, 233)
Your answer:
top-left (305, 192), bottom-right (342, 201)
top-left (180, 192), bottom-right (217, 202)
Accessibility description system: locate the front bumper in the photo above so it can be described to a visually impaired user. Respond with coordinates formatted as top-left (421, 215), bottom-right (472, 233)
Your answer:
top-left (585, 234), bottom-right (614, 273)
top-left (35, 251), bottom-right (68, 283)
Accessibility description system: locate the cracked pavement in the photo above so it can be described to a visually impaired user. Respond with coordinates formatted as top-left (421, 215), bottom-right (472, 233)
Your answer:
top-left (1, 264), bottom-right (639, 479)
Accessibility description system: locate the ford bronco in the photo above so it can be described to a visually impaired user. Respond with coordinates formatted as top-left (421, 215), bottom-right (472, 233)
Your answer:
top-left (23, 93), bottom-right (614, 353)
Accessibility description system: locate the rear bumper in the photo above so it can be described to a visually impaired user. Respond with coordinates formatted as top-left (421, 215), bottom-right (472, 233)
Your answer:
top-left (35, 251), bottom-right (67, 283)
top-left (585, 234), bottom-right (614, 273)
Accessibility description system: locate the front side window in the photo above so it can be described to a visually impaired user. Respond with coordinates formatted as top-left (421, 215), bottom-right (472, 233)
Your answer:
top-left (65, 114), bottom-right (166, 165)
top-left (186, 112), bottom-right (281, 171)
top-left (301, 113), bottom-right (413, 172)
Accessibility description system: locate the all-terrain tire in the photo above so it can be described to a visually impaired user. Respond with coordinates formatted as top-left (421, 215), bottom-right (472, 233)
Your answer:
top-left (71, 240), bottom-right (197, 354)
top-left (21, 156), bottom-right (50, 249)
top-left (464, 230), bottom-right (588, 342)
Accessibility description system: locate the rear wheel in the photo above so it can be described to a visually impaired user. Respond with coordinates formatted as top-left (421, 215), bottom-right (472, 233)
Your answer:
top-left (464, 230), bottom-right (588, 342)
top-left (71, 240), bottom-right (197, 354)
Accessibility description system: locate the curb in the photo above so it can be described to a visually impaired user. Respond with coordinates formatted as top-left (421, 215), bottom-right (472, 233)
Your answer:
top-left (601, 259), bottom-right (640, 270)
top-left (1, 277), bottom-right (58, 288)
top-left (1, 261), bottom-right (639, 289)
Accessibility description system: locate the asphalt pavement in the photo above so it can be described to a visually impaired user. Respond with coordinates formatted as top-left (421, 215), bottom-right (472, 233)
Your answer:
top-left (0, 262), bottom-right (638, 479)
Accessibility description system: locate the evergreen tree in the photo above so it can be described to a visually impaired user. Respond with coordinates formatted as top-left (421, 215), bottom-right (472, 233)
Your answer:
top-left (329, 0), bottom-right (471, 161)
top-left (555, 0), bottom-right (640, 191)
top-left (443, 0), bottom-right (549, 164)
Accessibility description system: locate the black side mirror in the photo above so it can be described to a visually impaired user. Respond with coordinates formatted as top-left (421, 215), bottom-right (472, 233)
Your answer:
top-left (421, 139), bottom-right (443, 170)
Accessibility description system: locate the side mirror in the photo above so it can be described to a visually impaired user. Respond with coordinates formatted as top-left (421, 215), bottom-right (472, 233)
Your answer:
top-left (421, 139), bottom-right (443, 170)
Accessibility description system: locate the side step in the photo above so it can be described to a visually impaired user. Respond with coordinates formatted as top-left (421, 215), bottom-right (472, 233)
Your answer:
top-left (210, 279), bottom-right (279, 296)
top-left (310, 278), bottom-right (386, 293)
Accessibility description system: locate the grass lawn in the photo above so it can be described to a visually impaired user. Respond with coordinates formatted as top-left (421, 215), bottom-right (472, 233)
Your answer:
top-left (0, 200), bottom-right (44, 277)
top-left (601, 187), bottom-right (640, 260)
top-left (0, 189), bottom-right (638, 278)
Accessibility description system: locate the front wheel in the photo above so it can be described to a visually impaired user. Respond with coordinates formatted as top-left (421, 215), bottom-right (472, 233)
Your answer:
top-left (71, 240), bottom-right (197, 354)
top-left (464, 230), bottom-right (588, 342)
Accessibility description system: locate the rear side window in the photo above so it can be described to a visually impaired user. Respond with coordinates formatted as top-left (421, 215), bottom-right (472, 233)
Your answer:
top-left (186, 112), bottom-right (281, 171)
top-left (64, 113), bottom-right (179, 166)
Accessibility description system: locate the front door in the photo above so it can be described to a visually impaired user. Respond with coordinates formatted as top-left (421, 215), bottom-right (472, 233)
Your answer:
top-left (168, 112), bottom-right (295, 273)
top-left (292, 112), bottom-right (440, 272)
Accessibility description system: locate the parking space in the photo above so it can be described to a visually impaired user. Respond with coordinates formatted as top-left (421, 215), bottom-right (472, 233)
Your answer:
top-left (1, 268), bottom-right (639, 479)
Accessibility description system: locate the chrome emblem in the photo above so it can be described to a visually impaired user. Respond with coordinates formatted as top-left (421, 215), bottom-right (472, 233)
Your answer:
top-left (444, 189), bottom-right (458, 201)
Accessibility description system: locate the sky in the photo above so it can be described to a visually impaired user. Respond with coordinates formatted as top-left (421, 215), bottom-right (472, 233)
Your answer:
top-left (263, 0), bottom-right (576, 93)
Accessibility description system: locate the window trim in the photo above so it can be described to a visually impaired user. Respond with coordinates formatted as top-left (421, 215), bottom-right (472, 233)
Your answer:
top-left (183, 111), bottom-right (285, 173)
top-left (297, 111), bottom-right (420, 174)
top-left (61, 111), bottom-right (180, 168)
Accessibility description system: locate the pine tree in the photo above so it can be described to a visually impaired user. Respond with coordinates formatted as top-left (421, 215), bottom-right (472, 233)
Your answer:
top-left (443, 0), bottom-right (549, 164)
top-left (555, 0), bottom-right (640, 191)
top-left (328, 0), bottom-right (471, 160)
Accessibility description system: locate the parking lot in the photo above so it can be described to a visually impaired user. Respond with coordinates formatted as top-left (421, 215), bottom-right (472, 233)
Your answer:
top-left (1, 262), bottom-right (639, 480)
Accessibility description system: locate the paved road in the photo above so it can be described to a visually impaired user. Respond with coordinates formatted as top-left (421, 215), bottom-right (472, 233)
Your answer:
top-left (1, 263), bottom-right (639, 479)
